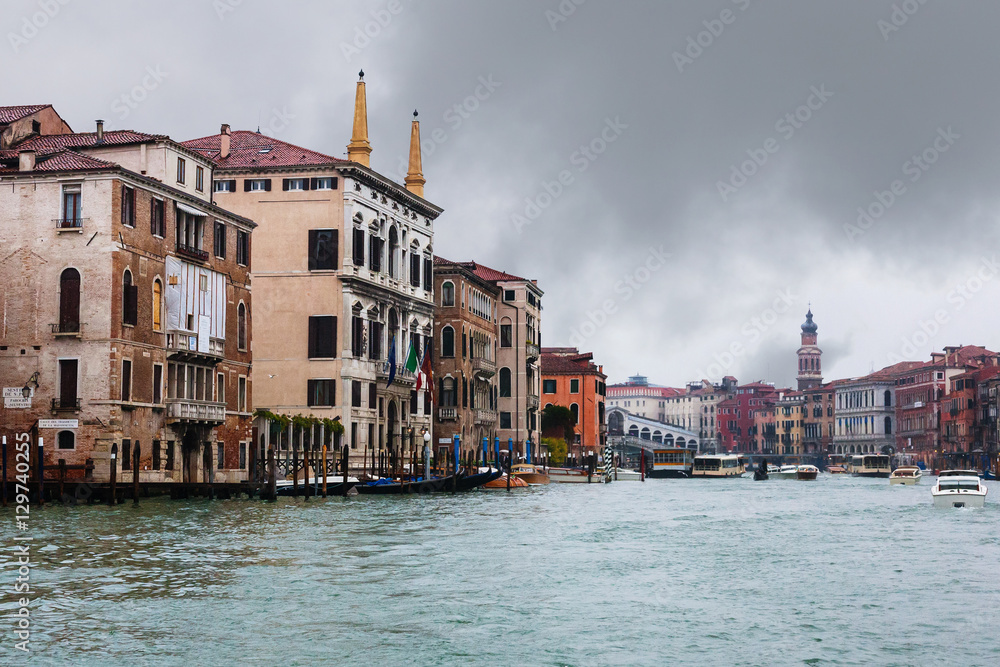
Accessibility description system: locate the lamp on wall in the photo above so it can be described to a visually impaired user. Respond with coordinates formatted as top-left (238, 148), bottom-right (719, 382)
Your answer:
top-left (22, 372), bottom-right (39, 399)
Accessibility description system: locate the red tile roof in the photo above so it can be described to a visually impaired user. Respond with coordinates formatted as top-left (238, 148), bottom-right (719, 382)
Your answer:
top-left (433, 257), bottom-right (528, 282)
top-left (11, 129), bottom-right (164, 152)
top-left (181, 130), bottom-right (345, 169)
top-left (0, 149), bottom-right (117, 174)
top-left (0, 105), bottom-right (49, 124)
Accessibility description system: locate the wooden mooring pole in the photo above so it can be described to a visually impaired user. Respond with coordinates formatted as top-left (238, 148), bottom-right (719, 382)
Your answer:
top-left (37, 437), bottom-right (45, 507)
top-left (322, 445), bottom-right (328, 497)
top-left (292, 443), bottom-right (299, 498)
top-left (266, 446), bottom-right (276, 501)
top-left (2, 436), bottom-right (7, 507)
top-left (109, 443), bottom-right (118, 506)
top-left (303, 446), bottom-right (311, 502)
top-left (341, 445), bottom-right (350, 497)
top-left (133, 442), bottom-right (141, 506)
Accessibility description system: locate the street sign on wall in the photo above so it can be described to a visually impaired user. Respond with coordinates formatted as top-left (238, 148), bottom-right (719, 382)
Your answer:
top-left (3, 397), bottom-right (31, 409)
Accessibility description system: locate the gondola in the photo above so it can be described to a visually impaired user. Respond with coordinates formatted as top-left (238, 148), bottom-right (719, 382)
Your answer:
top-left (274, 477), bottom-right (358, 497)
top-left (455, 468), bottom-right (504, 491)
top-left (354, 474), bottom-right (455, 495)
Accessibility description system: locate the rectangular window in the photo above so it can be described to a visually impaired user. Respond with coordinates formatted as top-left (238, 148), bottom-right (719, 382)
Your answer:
top-left (176, 158), bottom-right (186, 184)
top-left (238, 376), bottom-right (247, 412)
top-left (121, 439), bottom-right (131, 470)
top-left (217, 442), bottom-right (224, 470)
top-left (367, 423), bottom-right (374, 451)
top-left (121, 185), bottom-right (135, 226)
top-left (424, 258), bottom-right (433, 291)
top-left (152, 439), bottom-right (161, 471)
top-left (165, 441), bottom-right (175, 471)
top-left (503, 290), bottom-right (515, 302)
top-left (61, 185), bottom-right (81, 226)
top-left (121, 359), bottom-right (132, 402)
top-left (353, 228), bottom-right (365, 266)
top-left (195, 166), bottom-right (204, 192)
top-left (423, 391), bottom-right (430, 415)
top-left (368, 382), bottom-right (377, 409)
top-left (500, 412), bottom-right (512, 429)
top-left (352, 316), bottom-right (365, 357)
top-left (306, 379), bottom-right (335, 407)
top-left (236, 229), bottom-right (249, 266)
top-left (352, 380), bottom-right (362, 407)
top-left (175, 209), bottom-right (206, 256)
top-left (543, 379), bottom-right (557, 394)
top-left (368, 236), bottom-right (382, 272)
top-left (244, 179), bottom-right (271, 192)
top-left (217, 372), bottom-right (225, 404)
top-left (410, 255), bottom-right (421, 288)
top-left (410, 390), bottom-right (417, 414)
top-left (308, 229), bottom-right (338, 271)
top-left (151, 198), bottom-right (165, 237)
top-left (214, 222), bottom-right (227, 258)
top-left (368, 321), bottom-right (383, 360)
top-left (500, 324), bottom-right (512, 348)
top-left (282, 178), bottom-right (308, 191)
top-left (570, 379), bottom-right (580, 394)
top-left (310, 177), bottom-right (337, 190)
top-left (153, 364), bottom-right (163, 404)
top-left (308, 316), bottom-right (337, 358)
top-left (214, 180), bottom-right (236, 193)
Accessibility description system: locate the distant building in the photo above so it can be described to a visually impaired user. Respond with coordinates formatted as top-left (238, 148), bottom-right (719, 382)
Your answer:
top-left (718, 382), bottom-right (779, 452)
top-left (663, 377), bottom-right (737, 451)
top-left (541, 347), bottom-right (607, 461)
top-left (606, 374), bottom-right (681, 422)
top-left (775, 391), bottom-right (806, 456)
top-left (831, 364), bottom-right (910, 458)
top-left (431, 258), bottom-right (500, 460)
top-left (801, 384), bottom-right (835, 455)
top-left (0, 109), bottom-right (255, 484)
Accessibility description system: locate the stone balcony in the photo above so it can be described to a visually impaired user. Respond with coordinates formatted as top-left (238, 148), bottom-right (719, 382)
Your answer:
top-left (526, 343), bottom-right (540, 361)
top-left (474, 408), bottom-right (497, 425)
top-left (375, 361), bottom-right (416, 384)
top-left (526, 394), bottom-right (540, 411)
top-left (166, 331), bottom-right (224, 363)
top-left (166, 398), bottom-right (226, 424)
top-left (472, 357), bottom-right (496, 378)
top-left (438, 407), bottom-right (458, 421)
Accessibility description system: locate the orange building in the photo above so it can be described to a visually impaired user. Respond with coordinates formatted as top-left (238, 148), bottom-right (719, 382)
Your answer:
top-left (540, 347), bottom-right (606, 462)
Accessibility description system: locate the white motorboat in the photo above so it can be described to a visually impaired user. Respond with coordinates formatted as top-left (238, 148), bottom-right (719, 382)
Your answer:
top-left (931, 471), bottom-right (988, 508)
top-left (796, 465), bottom-right (819, 480)
top-left (547, 467), bottom-right (592, 483)
top-left (611, 467), bottom-right (643, 481)
top-left (772, 465), bottom-right (799, 480)
top-left (889, 466), bottom-right (922, 485)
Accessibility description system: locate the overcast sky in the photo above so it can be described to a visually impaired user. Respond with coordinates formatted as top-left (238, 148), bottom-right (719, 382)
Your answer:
top-left (8, 0), bottom-right (1000, 388)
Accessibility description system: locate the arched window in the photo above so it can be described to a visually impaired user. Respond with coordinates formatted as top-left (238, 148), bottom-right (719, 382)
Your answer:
top-left (664, 434), bottom-right (674, 447)
top-left (677, 437), bottom-right (686, 448)
top-left (59, 268), bottom-right (81, 333)
top-left (884, 390), bottom-right (891, 407)
top-left (499, 367), bottom-right (511, 397)
top-left (884, 416), bottom-right (892, 435)
top-left (387, 226), bottom-right (399, 279)
top-left (57, 430), bottom-right (75, 450)
top-left (440, 377), bottom-right (456, 406)
top-left (570, 403), bottom-right (579, 424)
top-left (608, 411), bottom-right (624, 435)
top-left (122, 269), bottom-right (137, 325)
top-left (628, 425), bottom-right (638, 437)
top-left (441, 326), bottom-right (455, 358)
top-left (640, 427), bottom-right (651, 440)
top-left (237, 303), bottom-right (247, 351)
top-left (653, 430), bottom-right (662, 443)
top-left (152, 279), bottom-right (163, 332)
top-left (442, 281), bottom-right (455, 307)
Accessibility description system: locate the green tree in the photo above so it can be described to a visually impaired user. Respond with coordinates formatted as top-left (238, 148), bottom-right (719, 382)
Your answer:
top-left (541, 404), bottom-right (576, 442)
top-left (542, 437), bottom-right (567, 466)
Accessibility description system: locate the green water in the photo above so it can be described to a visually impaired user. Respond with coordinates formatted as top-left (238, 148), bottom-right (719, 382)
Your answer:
top-left (1, 476), bottom-right (998, 666)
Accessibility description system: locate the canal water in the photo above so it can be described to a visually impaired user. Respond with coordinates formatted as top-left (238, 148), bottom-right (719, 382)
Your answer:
top-left (2, 475), bottom-right (998, 666)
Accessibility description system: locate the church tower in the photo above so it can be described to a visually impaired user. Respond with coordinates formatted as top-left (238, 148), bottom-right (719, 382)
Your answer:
top-left (797, 308), bottom-right (822, 390)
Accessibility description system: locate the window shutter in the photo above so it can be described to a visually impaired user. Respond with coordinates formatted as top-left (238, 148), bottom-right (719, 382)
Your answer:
top-left (263, 179), bottom-right (272, 191)
top-left (228, 179), bottom-right (236, 191)
top-left (308, 317), bottom-right (318, 357)
top-left (124, 285), bottom-right (138, 325)
top-left (310, 177), bottom-right (319, 190)
top-left (301, 178), bottom-right (310, 191)
top-left (243, 179), bottom-right (251, 192)
top-left (282, 179), bottom-right (290, 191)
top-left (439, 378), bottom-right (445, 405)
top-left (331, 177), bottom-right (338, 190)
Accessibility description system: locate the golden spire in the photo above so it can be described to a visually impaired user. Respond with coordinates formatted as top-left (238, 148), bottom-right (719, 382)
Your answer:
top-left (405, 110), bottom-right (425, 198)
top-left (347, 70), bottom-right (372, 167)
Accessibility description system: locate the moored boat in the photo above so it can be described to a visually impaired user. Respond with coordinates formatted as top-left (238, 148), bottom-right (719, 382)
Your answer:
top-left (547, 467), bottom-right (591, 483)
top-left (796, 465), bottom-right (819, 480)
top-left (511, 463), bottom-right (550, 485)
top-left (647, 448), bottom-right (694, 478)
top-left (275, 475), bottom-right (358, 496)
top-left (931, 470), bottom-right (988, 508)
top-left (849, 454), bottom-right (891, 478)
top-left (482, 473), bottom-right (529, 489)
top-left (827, 465), bottom-right (849, 474)
top-left (889, 466), bottom-right (922, 485)
top-left (691, 454), bottom-right (745, 478)
top-left (611, 467), bottom-right (643, 481)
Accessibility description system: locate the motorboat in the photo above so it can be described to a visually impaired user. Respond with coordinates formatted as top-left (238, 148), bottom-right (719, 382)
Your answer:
top-left (827, 465), bottom-right (849, 474)
top-left (547, 467), bottom-right (592, 483)
top-left (691, 455), bottom-right (745, 478)
top-left (511, 463), bottom-right (551, 485)
top-left (931, 471), bottom-right (988, 508)
top-left (849, 454), bottom-right (891, 478)
top-left (772, 465), bottom-right (799, 480)
top-left (647, 448), bottom-right (694, 478)
top-left (796, 465), bottom-right (819, 480)
top-left (611, 467), bottom-right (643, 481)
top-left (889, 466), bottom-right (922, 485)
top-left (482, 473), bottom-right (529, 489)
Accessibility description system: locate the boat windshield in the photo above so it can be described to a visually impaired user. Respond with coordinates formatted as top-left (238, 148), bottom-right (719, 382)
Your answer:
top-left (939, 481), bottom-right (980, 491)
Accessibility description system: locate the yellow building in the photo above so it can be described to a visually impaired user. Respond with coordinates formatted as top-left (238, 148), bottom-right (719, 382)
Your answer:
top-left (775, 391), bottom-right (806, 456)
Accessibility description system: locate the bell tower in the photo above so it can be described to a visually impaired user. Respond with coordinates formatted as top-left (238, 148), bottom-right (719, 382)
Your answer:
top-left (797, 307), bottom-right (822, 390)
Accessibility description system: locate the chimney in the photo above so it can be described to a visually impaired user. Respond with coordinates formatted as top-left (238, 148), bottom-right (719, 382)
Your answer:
top-left (346, 70), bottom-right (372, 167)
top-left (220, 123), bottom-right (231, 159)
top-left (95, 119), bottom-right (104, 143)
top-left (405, 110), bottom-right (426, 198)
top-left (18, 150), bottom-right (35, 172)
